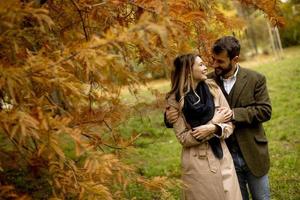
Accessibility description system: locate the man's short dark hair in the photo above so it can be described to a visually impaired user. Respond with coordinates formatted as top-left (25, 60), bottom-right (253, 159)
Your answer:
top-left (212, 36), bottom-right (240, 60)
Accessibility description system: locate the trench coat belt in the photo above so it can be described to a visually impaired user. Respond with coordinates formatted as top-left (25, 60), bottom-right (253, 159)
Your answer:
top-left (196, 142), bottom-right (219, 173)
top-left (197, 142), bottom-right (208, 158)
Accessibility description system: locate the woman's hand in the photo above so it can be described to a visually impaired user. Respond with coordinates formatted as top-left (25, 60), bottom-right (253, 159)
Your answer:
top-left (191, 124), bottom-right (216, 140)
top-left (212, 107), bottom-right (232, 124)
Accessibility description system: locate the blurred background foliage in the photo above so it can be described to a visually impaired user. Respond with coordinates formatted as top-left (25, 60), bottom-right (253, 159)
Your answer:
top-left (279, 0), bottom-right (300, 47)
top-left (1, 0), bottom-right (298, 199)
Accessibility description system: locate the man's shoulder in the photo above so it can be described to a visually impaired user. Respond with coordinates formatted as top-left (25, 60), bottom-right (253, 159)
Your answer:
top-left (239, 66), bottom-right (265, 80)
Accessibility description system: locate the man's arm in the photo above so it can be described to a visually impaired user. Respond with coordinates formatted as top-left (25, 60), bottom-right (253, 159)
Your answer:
top-left (211, 87), bottom-right (234, 139)
top-left (233, 75), bottom-right (272, 124)
top-left (164, 94), bottom-right (180, 128)
top-left (164, 110), bottom-right (173, 128)
top-left (164, 105), bottom-right (180, 128)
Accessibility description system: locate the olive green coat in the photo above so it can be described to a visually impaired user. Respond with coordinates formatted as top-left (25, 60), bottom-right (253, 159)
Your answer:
top-left (209, 67), bottom-right (272, 177)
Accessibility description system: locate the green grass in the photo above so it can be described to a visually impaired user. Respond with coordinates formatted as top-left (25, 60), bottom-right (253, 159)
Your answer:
top-left (123, 112), bottom-right (181, 178)
top-left (255, 51), bottom-right (300, 200)
top-left (116, 109), bottom-right (182, 199)
top-left (123, 46), bottom-right (300, 199)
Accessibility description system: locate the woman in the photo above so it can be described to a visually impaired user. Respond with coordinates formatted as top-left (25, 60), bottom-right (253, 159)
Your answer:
top-left (166, 54), bottom-right (242, 200)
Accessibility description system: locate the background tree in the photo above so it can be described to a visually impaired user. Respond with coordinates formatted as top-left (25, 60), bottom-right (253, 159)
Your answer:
top-left (279, 0), bottom-right (300, 47)
top-left (0, 0), bottom-right (283, 199)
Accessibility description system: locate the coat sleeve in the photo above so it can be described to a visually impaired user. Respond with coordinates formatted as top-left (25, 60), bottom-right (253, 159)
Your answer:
top-left (212, 87), bottom-right (234, 139)
top-left (166, 95), bottom-right (203, 147)
top-left (168, 89), bottom-right (233, 147)
top-left (173, 113), bottom-right (205, 147)
top-left (233, 75), bottom-right (272, 124)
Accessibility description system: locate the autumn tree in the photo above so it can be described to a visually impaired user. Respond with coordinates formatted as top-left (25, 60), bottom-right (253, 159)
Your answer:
top-left (0, 0), bottom-right (283, 199)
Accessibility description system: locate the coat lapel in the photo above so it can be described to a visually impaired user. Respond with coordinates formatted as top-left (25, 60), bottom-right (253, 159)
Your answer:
top-left (231, 67), bottom-right (247, 107)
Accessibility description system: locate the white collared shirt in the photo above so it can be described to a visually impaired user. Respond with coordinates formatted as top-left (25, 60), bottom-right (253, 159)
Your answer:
top-left (221, 66), bottom-right (239, 94)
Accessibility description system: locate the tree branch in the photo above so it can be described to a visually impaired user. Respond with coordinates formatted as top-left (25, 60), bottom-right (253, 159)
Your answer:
top-left (127, 0), bottom-right (157, 14)
top-left (70, 0), bottom-right (89, 41)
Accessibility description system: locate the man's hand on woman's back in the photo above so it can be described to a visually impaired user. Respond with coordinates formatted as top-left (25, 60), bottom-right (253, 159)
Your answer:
top-left (166, 106), bottom-right (179, 124)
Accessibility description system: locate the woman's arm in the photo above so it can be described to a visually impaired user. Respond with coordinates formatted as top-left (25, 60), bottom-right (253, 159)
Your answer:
top-left (167, 94), bottom-right (215, 147)
top-left (173, 114), bottom-right (207, 147)
top-left (166, 94), bottom-right (202, 147)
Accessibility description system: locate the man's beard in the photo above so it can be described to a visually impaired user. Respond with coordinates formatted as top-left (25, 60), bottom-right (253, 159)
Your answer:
top-left (215, 63), bottom-right (233, 77)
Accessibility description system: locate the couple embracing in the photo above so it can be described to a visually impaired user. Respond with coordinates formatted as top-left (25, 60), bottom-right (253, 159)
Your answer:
top-left (164, 36), bottom-right (272, 200)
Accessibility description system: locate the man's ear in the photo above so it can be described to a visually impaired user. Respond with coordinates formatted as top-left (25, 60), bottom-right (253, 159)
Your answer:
top-left (232, 56), bottom-right (239, 64)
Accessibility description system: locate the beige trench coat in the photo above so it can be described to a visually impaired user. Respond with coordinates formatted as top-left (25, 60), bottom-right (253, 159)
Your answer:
top-left (167, 80), bottom-right (242, 200)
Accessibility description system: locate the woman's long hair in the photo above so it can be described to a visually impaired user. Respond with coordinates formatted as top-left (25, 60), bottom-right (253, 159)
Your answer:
top-left (167, 54), bottom-right (199, 110)
top-left (166, 53), bottom-right (218, 111)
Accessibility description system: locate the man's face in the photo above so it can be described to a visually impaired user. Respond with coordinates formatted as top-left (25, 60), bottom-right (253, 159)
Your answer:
top-left (211, 50), bottom-right (234, 77)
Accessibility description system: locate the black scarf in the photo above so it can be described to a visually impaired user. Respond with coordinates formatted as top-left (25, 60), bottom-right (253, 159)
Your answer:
top-left (177, 82), bottom-right (223, 159)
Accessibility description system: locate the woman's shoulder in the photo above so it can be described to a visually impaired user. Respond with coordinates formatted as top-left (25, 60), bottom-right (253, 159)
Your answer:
top-left (205, 79), bottom-right (219, 90)
top-left (205, 79), bottom-right (222, 98)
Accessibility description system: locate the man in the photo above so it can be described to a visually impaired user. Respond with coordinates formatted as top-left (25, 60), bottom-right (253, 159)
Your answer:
top-left (165, 36), bottom-right (272, 200)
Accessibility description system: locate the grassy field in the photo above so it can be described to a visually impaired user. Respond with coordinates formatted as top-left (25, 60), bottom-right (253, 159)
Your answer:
top-left (122, 46), bottom-right (300, 199)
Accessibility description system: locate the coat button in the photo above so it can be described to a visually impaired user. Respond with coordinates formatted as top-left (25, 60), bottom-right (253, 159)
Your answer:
top-left (210, 168), bottom-right (217, 173)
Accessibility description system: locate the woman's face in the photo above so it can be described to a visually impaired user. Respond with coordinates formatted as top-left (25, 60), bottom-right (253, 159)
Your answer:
top-left (192, 56), bottom-right (207, 82)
